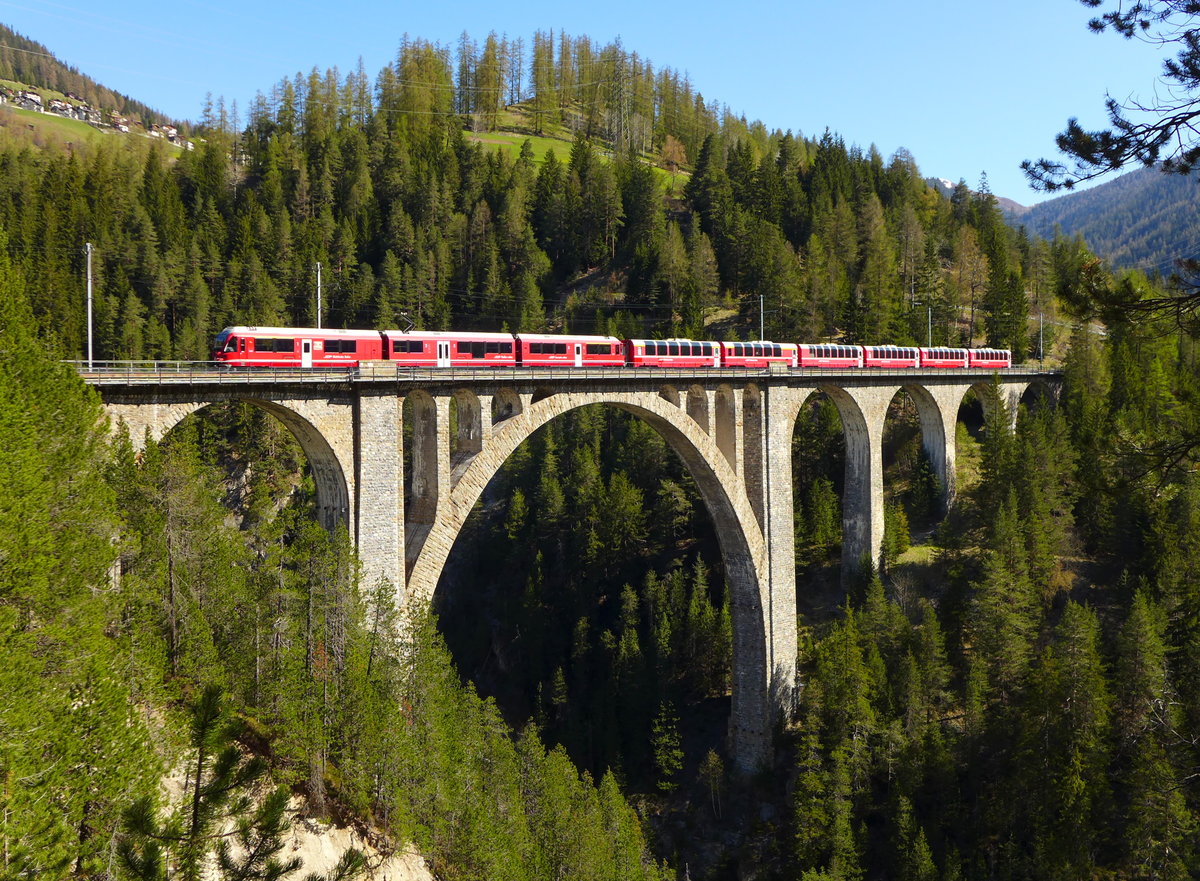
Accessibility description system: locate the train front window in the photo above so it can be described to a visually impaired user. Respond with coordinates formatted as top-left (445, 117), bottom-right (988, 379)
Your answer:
top-left (222, 336), bottom-right (239, 353)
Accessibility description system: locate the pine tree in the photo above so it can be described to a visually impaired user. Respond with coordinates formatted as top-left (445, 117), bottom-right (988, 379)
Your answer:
top-left (0, 244), bottom-right (157, 874)
top-left (649, 700), bottom-right (683, 792)
top-left (1113, 593), bottom-right (1194, 878)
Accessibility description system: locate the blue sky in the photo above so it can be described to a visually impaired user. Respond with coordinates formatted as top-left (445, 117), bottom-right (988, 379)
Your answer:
top-left (0, 0), bottom-right (1171, 204)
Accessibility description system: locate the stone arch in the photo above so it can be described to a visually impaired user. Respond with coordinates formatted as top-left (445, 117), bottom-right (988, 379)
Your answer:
top-left (491, 388), bottom-right (522, 424)
top-left (253, 400), bottom-right (352, 532)
top-left (818, 385), bottom-right (876, 571)
top-left (404, 390), bottom-right (441, 527)
top-left (686, 384), bottom-right (710, 434)
top-left (451, 389), bottom-right (483, 460)
top-left (892, 383), bottom-right (952, 516)
top-left (1018, 378), bottom-right (1059, 414)
top-left (742, 383), bottom-right (764, 529)
top-left (405, 391), bottom-right (775, 769)
top-left (530, 387), bottom-right (555, 405)
top-left (784, 384), bottom-right (876, 574)
top-left (715, 384), bottom-right (738, 471)
top-left (962, 380), bottom-right (1023, 431)
top-left (107, 396), bottom-right (353, 535)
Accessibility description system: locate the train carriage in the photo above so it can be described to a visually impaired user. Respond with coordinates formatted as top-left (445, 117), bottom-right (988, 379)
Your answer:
top-left (213, 326), bottom-right (385, 367)
top-left (863, 345), bottom-right (921, 369)
top-left (214, 325), bottom-right (1020, 373)
top-left (967, 348), bottom-right (1012, 369)
top-left (719, 340), bottom-right (798, 369)
top-left (625, 338), bottom-right (721, 368)
top-left (797, 343), bottom-right (864, 369)
top-left (516, 334), bottom-right (625, 367)
top-left (383, 330), bottom-right (516, 367)
top-left (920, 347), bottom-right (970, 369)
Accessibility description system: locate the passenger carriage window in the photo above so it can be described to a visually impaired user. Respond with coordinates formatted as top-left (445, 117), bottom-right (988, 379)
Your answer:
top-left (501, 342), bottom-right (512, 354)
top-left (530, 343), bottom-right (542, 354)
top-left (555, 343), bottom-right (566, 354)
top-left (486, 342), bottom-right (498, 354)
top-left (472, 342), bottom-right (486, 358)
top-left (773, 345), bottom-right (781, 357)
top-left (668, 342), bottom-right (680, 356)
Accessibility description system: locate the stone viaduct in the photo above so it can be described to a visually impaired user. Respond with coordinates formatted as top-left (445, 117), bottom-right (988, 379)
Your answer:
top-left (85, 362), bottom-right (1056, 770)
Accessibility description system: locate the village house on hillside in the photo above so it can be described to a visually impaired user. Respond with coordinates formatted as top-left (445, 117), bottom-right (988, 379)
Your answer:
top-left (0, 85), bottom-right (187, 143)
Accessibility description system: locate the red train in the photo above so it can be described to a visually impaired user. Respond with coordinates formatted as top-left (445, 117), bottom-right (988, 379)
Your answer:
top-left (212, 326), bottom-right (1013, 370)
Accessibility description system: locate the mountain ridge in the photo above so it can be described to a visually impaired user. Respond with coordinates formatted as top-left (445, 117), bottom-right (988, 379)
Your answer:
top-left (1004, 166), bottom-right (1200, 273)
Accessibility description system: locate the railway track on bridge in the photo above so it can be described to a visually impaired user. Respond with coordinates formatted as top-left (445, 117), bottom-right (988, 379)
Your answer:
top-left (73, 360), bottom-right (1059, 387)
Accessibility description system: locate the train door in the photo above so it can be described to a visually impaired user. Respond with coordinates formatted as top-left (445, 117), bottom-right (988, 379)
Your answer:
top-left (437, 341), bottom-right (451, 367)
top-left (573, 343), bottom-right (583, 367)
top-left (301, 339), bottom-right (313, 368)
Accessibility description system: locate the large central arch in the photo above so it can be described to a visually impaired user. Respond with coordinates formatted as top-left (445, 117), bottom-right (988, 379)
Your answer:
top-left (404, 390), bottom-right (775, 767)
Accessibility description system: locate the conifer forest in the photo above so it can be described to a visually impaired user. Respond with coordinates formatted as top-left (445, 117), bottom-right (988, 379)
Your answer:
top-left (2, 24), bottom-right (1200, 881)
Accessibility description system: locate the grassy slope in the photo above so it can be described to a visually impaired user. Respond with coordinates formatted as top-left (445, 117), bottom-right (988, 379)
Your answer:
top-left (0, 101), bottom-right (184, 155)
top-left (465, 104), bottom-right (689, 192)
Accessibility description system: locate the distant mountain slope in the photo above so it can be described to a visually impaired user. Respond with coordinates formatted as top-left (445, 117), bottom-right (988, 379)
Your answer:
top-left (1010, 166), bottom-right (1200, 274)
top-left (0, 23), bottom-right (176, 124)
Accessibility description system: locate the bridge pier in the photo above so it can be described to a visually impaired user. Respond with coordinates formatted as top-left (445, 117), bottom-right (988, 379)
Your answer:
top-left (356, 391), bottom-right (403, 597)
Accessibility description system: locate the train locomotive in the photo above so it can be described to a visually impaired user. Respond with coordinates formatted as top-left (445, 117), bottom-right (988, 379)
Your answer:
top-left (212, 326), bottom-right (1012, 371)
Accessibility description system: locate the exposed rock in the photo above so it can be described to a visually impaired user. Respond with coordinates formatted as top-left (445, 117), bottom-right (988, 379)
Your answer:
top-left (284, 803), bottom-right (433, 881)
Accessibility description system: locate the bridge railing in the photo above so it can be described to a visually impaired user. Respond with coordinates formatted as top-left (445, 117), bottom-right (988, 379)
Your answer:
top-left (72, 360), bottom-right (1060, 385)
top-left (70, 361), bottom-right (358, 385)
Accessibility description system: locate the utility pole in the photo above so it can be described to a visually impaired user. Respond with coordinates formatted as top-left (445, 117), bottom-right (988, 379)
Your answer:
top-left (316, 261), bottom-right (322, 329)
top-left (759, 293), bottom-right (765, 341)
top-left (1039, 311), bottom-right (1044, 365)
top-left (85, 242), bottom-right (93, 368)
top-left (914, 301), bottom-right (932, 347)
